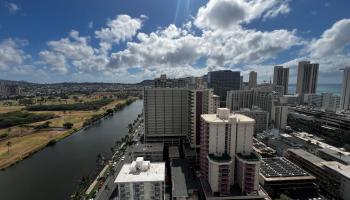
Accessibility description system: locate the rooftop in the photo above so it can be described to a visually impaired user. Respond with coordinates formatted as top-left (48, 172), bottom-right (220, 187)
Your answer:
top-left (168, 146), bottom-right (180, 158)
top-left (208, 153), bottom-right (232, 162)
top-left (115, 158), bottom-right (165, 183)
top-left (171, 167), bottom-right (188, 198)
top-left (131, 143), bottom-right (164, 152)
top-left (260, 157), bottom-right (315, 181)
top-left (171, 159), bottom-right (198, 192)
top-left (287, 149), bottom-right (325, 166)
top-left (319, 148), bottom-right (350, 165)
top-left (322, 161), bottom-right (350, 179)
top-left (293, 132), bottom-right (350, 156)
top-left (201, 111), bottom-right (255, 124)
top-left (236, 152), bottom-right (261, 162)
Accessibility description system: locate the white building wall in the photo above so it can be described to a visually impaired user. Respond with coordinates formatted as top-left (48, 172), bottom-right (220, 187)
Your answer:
top-left (235, 123), bottom-right (254, 154)
top-left (208, 124), bottom-right (226, 154)
top-left (202, 109), bottom-right (257, 194)
top-left (117, 173), bottom-right (164, 200)
top-left (229, 122), bottom-right (237, 184)
top-left (272, 104), bottom-right (288, 130)
top-left (253, 163), bottom-right (260, 191)
top-left (208, 160), bottom-right (219, 192)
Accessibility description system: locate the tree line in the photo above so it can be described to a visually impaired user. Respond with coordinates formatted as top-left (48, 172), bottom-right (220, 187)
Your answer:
top-left (25, 99), bottom-right (113, 111)
top-left (0, 111), bottom-right (55, 129)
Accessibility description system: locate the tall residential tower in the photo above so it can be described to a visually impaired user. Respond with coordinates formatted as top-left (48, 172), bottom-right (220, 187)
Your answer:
top-left (273, 66), bottom-right (289, 95)
top-left (207, 70), bottom-right (241, 106)
top-left (341, 67), bottom-right (350, 110)
top-left (200, 108), bottom-right (261, 195)
top-left (248, 71), bottom-right (257, 89)
top-left (296, 61), bottom-right (319, 95)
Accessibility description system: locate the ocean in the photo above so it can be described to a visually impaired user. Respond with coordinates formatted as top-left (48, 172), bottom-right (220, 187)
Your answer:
top-left (288, 84), bottom-right (342, 96)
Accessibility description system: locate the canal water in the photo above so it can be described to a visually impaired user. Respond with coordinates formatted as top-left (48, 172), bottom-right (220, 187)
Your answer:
top-left (0, 100), bottom-right (143, 200)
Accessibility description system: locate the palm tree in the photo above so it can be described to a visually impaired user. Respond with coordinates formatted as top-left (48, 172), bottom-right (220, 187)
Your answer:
top-left (6, 141), bottom-right (12, 153)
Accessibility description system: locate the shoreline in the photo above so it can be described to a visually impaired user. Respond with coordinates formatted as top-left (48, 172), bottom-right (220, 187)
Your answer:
top-left (0, 97), bottom-right (138, 170)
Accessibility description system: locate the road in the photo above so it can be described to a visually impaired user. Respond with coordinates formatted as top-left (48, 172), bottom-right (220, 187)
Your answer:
top-left (94, 121), bottom-right (144, 200)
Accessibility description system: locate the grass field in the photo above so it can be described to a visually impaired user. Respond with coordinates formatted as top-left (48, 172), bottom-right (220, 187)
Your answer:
top-left (0, 131), bottom-right (62, 169)
top-left (0, 96), bottom-right (137, 170)
top-left (0, 106), bottom-right (24, 114)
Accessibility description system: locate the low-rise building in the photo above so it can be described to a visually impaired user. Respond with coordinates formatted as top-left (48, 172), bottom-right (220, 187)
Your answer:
top-left (318, 148), bottom-right (350, 165)
top-left (115, 157), bottom-right (165, 200)
top-left (171, 159), bottom-right (199, 200)
top-left (169, 146), bottom-right (180, 160)
top-left (303, 93), bottom-right (322, 107)
top-left (271, 98), bottom-right (288, 130)
top-left (130, 143), bottom-right (164, 162)
top-left (282, 94), bottom-right (300, 105)
top-left (321, 93), bottom-right (341, 112)
top-left (285, 148), bottom-right (350, 200)
top-left (253, 138), bottom-right (276, 158)
top-left (259, 157), bottom-right (316, 199)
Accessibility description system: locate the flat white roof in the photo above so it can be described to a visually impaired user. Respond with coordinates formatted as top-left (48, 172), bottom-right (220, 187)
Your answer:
top-left (115, 162), bottom-right (165, 183)
top-left (201, 113), bottom-right (255, 124)
top-left (322, 161), bottom-right (350, 179)
top-left (294, 132), bottom-right (350, 156)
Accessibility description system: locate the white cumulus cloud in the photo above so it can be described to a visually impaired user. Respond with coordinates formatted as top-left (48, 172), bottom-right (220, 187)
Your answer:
top-left (95, 15), bottom-right (144, 52)
top-left (39, 51), bottom-right (69, 74)
top-left (4, 2), bottom-right (20, 14)
top-left (308, 19), bottom-right (350, 58)
top-left (194, 0), bottom-right (291, 30)
top-left (0, 39), bottom-right (29, 70)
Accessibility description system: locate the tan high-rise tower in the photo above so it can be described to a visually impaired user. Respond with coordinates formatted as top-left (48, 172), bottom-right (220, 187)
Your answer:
top-left (296, 61), bottom-right (319, 95)
top-left (273, 66), bottom-right (289, 94)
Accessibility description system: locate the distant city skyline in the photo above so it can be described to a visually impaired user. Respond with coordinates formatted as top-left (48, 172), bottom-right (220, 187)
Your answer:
top-left (1, 0), bottom-right (350, 83)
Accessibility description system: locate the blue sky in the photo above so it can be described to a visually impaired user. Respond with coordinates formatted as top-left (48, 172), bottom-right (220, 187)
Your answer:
top-left (0, 0), bottom-right (350, 83)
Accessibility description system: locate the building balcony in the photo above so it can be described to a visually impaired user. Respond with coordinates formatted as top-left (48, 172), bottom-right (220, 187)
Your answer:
top-left (208, 153), bottom-right (232, 163)
top-left (236, 152), bottom-right (261, 163)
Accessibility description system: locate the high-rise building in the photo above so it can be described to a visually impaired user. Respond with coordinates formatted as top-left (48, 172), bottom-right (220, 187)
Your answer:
top-left (226, 84), bottom-right (284, 113)
top-left (340, 67), bottom-right (350, 110)
top-left (296, 61), bottom-right (319, 95)
top-left (226, 90), bottom-right (254, 111)
top-left (115, 157), bottom-right (165, 200)
top-left (143, 87), bottom-right (214, 147)
top-left (210, 94), bottom-right (220, 114)
top-left (273, 66), bottom-right (289, 94)
top-left (143, 88), bottom-right (190, 144)
top-left (237, 107), bottom-right (269, 134)
top-left (200, 108), bottom-right (261, 195)
top-left (207, 70), bottom-right (241, 105)
top-left (248, 71), bottom-right (257, 89)
top-left (154, 74), bottom-right (187, 88)
top-left (0, 83), bottom-right (21, 99)
top-left (190, 89), bottom-right (214, 148)
top-left (271, 98), bottom-right (288, 130)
